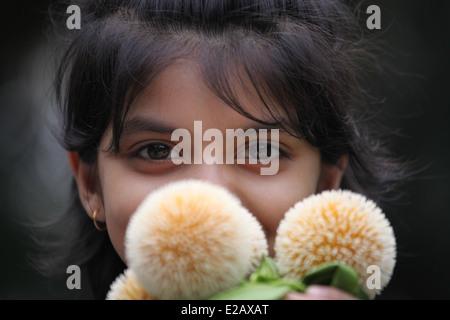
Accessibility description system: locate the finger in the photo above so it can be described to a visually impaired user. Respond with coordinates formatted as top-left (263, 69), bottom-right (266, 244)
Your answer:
top-left (283, 292), bottom-right (317, 300)
top-left (283, 286), bottom-right (359, 300)
top-left (305, 285), bottom-right (358, 300)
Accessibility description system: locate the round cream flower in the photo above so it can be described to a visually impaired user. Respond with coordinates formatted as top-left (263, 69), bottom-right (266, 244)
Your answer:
top-left (106, 269), bottom-right (156, 300)
top-left (125, 179), bottom-right (268, 300)
top-left (274, 189), bottom-right (396, 299)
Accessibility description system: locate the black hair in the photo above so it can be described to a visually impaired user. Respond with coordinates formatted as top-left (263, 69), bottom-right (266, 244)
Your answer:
top-left (33, 0), bottom-right (411, 299)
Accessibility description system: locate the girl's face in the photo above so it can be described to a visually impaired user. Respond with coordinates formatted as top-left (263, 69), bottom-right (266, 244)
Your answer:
top-left (71, 60), bottom-right (345, 262)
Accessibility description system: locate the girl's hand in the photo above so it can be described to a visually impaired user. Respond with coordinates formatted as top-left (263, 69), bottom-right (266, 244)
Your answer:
top-left (283, 285), bottom-right (358, 300)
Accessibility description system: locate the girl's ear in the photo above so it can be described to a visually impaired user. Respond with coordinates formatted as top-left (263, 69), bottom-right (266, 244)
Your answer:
top-left (316, 155), bottom-right (348, 192)
top-left (67, 151), bottom-right (105, 222)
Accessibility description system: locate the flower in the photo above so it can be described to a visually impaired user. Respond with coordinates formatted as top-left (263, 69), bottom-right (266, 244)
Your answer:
top-left (124, 179), bottom-right (268, 300)
top-left (106, 269), bottom-right (156, 300)
top-left (274, 189), bottom-right (396, 299)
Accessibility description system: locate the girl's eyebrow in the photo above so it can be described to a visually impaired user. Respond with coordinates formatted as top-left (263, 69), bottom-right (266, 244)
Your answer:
top-left (121, 116), bottom-right (287, 136)
top-left (121, 117), bottom-right (178, 136)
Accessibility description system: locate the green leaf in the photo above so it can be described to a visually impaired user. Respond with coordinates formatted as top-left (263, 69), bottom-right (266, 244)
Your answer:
top-left (210, 258), bottom-right (368, 300)
top-left (249, 255), bottom-right (281, 283)
top-left (301, 262), bottom-right (361, 296)
top-left (268, 278), bottom-right (307, 293)
top-left (210, 283), bottom-right (293, 300)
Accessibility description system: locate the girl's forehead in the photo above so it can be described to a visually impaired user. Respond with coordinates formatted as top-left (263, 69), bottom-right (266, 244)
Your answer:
top-left (128, 59), bottom-right (281, 129)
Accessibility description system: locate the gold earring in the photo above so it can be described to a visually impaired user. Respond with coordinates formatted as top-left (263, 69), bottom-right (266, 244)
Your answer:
top-left (93, 210), bottom-right (106, 231)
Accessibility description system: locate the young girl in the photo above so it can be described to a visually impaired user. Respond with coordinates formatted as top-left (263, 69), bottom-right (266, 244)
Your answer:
top-left (36, 0), bottom-right (408, 299)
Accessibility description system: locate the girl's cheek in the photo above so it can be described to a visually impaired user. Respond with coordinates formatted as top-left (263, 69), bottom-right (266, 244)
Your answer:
top-left (104, 200), bottom-right (131, 262)
top-left (102, 182), bottom-right (150, 263)
top-left (100, 168), bottom-right (174, 262)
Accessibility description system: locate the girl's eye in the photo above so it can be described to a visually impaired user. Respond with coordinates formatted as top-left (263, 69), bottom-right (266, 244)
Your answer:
top-left (236, 141), bottom-right (285, 162)
top-left (246, 142), bottom-right (280, 161)
top-left (136, 143), bottom-right (173, 161)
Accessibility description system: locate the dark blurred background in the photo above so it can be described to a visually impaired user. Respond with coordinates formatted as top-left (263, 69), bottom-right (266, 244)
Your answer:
top-left (1, 0), bottom-right (449, 299)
